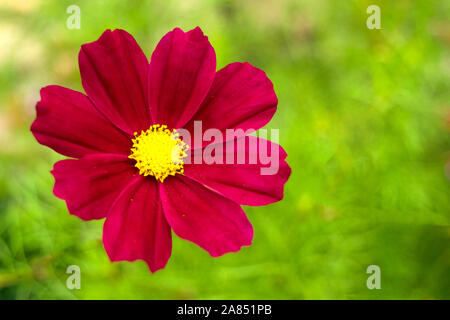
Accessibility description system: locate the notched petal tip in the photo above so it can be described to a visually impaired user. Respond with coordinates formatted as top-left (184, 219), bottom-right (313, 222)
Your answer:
top-left (80, 28), bottom-right (118, 46)
top-left (105, 255), bottom-right (169, 273)
top-left (208, 227), bottom-right (254, 258)
top-left (188, 26), bottom-right (207, 41)
top-left (168, 26), bottom-right (209, 43)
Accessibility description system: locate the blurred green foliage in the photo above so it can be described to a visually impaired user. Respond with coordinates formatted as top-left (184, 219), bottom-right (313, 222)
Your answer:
top-left (0, 0), bottom-right (449, 299)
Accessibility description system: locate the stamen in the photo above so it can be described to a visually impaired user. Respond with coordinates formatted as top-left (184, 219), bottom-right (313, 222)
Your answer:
top-left (129, 124), bottom-right (189, 182)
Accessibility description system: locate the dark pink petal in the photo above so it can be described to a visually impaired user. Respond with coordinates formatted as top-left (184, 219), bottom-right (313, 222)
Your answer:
top-left (184, 136), bottom-right (291, 206)
top-left (148, 27), bottom-right (216, 129)
top-left (79, 29), bottom-right (151, 134)
top-left (103, 177), bottom-right (172, 272)
top-left (52, 154), bottom-right (136, 220)
top-left (31, 85), bottom-right (131, 158)
top-left (185, 62), bottom-right (277, 148)
top-left (160, 175), bottom-right (253, 257)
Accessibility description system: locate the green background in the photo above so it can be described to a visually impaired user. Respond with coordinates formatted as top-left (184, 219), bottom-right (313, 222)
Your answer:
top-left (0, 0), bottom-right (449, 299)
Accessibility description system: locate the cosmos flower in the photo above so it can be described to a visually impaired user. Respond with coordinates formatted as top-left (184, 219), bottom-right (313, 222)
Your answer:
top-left (31, 27), bottom-right (291, 272)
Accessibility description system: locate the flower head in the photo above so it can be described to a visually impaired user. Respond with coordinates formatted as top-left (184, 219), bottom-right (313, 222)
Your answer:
top-left (31, 27), bottom-right (291, 272)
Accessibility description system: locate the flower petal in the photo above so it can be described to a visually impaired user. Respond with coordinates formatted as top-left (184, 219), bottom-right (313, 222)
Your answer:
top-left (79, 29), bottom-right (151, 134)
top-left (184, 136), bottom-right (291, 206)
top-left (160, 175), bottom-right (253, 257)
top-left (185, 62), bottom-right (277, 147)
top-left (31, 85), bottom-right (131, 158)
top-left (148, 27), bottom-right (216, 129)
top-left (52, 154), bottom-right (136, 220)
top-left (103, 177), bottom-right (172, 272)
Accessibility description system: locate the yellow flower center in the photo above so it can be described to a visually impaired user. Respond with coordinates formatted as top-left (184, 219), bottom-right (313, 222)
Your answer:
top-left (129, 124), bottom-right (188, 182)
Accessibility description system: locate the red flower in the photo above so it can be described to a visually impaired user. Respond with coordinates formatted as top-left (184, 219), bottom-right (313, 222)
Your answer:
top-left (31, 27), bottom-right (291, 272)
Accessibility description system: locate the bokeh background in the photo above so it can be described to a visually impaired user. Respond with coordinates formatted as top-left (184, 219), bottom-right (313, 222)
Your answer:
top-left (0, 0), bottom-right (449, 299)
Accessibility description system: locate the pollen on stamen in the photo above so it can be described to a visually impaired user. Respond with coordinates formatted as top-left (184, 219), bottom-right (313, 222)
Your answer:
top-left (129, 124), bottom-right (189, 182)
